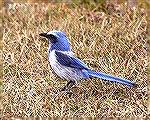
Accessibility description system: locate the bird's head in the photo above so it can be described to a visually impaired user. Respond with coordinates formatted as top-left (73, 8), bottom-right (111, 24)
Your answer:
top-left (39, 30), bottom-right (71, 51)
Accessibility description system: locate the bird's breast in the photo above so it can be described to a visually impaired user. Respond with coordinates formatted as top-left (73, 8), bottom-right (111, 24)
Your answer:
top-left (48, 50), bottom-right (57, 66)
top-left (48, 50), bottom-right (88, 81)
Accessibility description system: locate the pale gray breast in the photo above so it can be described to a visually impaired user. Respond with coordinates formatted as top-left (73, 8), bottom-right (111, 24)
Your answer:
top-left (48, 50), bottom-right (86, 81)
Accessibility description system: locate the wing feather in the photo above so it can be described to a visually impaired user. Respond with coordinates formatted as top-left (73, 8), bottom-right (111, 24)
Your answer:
top-left (55, 51), bottom-right (89, 70)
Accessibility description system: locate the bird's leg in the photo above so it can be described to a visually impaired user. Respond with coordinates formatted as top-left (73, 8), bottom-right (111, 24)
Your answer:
top-left (53, 80), bottom-right (75, 100)
top-left (60, 80), bottom-right (76, 92)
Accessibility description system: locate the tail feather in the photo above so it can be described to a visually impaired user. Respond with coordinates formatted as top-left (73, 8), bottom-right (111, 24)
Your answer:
top-left (88, 70), bottom-right (136, 86)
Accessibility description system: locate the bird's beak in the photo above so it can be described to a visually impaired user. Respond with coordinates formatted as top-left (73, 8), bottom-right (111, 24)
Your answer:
top-left (39, 32), bottom-right (47, 37)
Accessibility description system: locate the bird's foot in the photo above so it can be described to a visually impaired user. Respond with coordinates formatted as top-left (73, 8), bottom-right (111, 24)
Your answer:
top-left (53, 80), bottom-right (75, 100)
top-left (60, 80), bottom-right (76, 92)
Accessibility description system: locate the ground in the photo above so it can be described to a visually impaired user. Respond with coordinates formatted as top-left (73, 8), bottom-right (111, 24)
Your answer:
top-left (1, 1), bottom-right (149, 119)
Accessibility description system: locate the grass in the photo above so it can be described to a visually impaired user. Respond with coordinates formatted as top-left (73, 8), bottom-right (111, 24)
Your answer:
top-left (2, 1), bottom-right (149, 119)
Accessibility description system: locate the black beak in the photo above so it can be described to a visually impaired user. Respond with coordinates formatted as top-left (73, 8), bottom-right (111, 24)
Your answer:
top-left (39, 32), bottom-right (47, 37)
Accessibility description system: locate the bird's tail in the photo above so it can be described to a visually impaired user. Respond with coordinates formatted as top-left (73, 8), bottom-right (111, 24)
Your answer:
top-left (88, 70), bottom-right (136, 86)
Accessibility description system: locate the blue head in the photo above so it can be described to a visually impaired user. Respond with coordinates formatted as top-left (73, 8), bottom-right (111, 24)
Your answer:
top-left (39, 30), bottom-right (71, 51)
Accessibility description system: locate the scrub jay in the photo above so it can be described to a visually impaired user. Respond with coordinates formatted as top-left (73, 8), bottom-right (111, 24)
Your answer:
top-left (39, 30), bottom-right (136, 91)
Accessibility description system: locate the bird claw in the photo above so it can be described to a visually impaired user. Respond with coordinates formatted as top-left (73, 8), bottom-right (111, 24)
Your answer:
top-left (52, 80), bottom-right (75, 100)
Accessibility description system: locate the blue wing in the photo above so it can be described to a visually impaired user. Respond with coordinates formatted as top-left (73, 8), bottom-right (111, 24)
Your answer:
top-left (55, 51), bottom-right (89, 70)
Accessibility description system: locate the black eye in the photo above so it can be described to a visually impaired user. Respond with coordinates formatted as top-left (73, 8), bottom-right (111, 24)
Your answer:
top-left (48, 34), bottom-right (55, 38)
top-left (48, 34), bottom-right (58, 43)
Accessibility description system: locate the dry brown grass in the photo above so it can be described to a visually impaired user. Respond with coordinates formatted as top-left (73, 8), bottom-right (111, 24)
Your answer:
top-left (2, 2), bottom-right (149, 119)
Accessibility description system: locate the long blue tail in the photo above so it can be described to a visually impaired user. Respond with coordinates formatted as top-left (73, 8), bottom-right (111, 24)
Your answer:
top-left (88, 70), bottom-right (136, 86)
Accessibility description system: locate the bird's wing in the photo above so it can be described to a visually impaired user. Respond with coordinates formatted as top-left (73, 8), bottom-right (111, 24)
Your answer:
top-left (55, 51), bottom-right (89, 70)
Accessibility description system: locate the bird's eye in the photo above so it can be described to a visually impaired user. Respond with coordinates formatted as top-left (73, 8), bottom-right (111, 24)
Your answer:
top-left (49, 34), bottom-right (56, 38)
top-left (48, 34), bottom-right (58, 43)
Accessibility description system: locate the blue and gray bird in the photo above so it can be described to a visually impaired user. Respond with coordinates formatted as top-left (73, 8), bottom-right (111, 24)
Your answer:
top-left (39, 30), bottom-right (136, 91)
